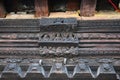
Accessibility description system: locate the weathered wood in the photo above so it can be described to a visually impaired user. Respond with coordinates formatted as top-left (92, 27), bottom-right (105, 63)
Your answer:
top-left (35, 0), bottom-right (49, 17)
top-left (66, 0), bottom-right (80, 11)
top-left (80, 0), bottom-right (97, 17)
top-left (0, 0), bottom-right (6, 18)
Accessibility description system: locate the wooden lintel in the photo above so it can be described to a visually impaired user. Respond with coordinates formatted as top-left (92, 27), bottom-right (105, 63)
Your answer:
top-left (80, 0), bottom-right (97, 17)
top-left (35, 0), bottom-right (49, 17)
top-left (0, 0), bottom-right (6, 18)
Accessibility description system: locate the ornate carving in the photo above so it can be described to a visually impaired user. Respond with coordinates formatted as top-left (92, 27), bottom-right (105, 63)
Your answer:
top-left (39, 33), bottom-right (78, 42)
top-left (0, 58), bottom-right (118, 79)
top-left (39, 46), bottom-right (78, 55)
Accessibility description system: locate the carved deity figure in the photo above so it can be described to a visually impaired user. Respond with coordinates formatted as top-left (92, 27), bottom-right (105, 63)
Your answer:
top-left (69, 46), bottom-right (76, 54)
top-left (42, 46), bottom-right (49, 54)
top-left (43, 34), bottom-right (50, 41)
top-left (56, 47), bottom-right (62, 54)
top-left (49, 47), bottom-right (55, 53)
top-left (54, 33), bottom-right (62, 41)
top-left (68, 33), bottom-right (75, 41)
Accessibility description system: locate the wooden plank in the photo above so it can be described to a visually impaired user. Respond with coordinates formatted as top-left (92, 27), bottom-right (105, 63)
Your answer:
top-left (80, 0), bottom-right (97, 17)
top-left (66, 0), bottom-right (80, 11)
top-left (35, 0), bottom-right (49, 17)
top-left (0, 0), bottom-right (6, 18)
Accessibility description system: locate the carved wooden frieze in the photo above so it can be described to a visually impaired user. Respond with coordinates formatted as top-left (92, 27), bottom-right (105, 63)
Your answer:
top-left (39, 46), bottom-right (78, 55)
top-left (39, 32), bottom-right (78, 43)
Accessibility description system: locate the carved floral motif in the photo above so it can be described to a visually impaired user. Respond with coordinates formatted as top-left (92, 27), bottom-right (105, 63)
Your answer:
top-left (39, 33), bottom-right (78, 42)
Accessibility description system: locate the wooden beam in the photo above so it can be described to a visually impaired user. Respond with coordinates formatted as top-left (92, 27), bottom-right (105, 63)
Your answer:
top-left (35, 0), bottom-right (49, 17)
top-left (0, 0), bottom-right (6, 18)
top-left (80, 0), bottom-right (97, 17)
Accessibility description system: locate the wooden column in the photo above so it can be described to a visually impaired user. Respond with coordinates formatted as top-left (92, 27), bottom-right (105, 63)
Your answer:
top-left (0, 0), bottom-right (6, 18)
top-left (80, 0), bottom-right (97, 17)
top-left (35, 0), bottom-right (49, 17)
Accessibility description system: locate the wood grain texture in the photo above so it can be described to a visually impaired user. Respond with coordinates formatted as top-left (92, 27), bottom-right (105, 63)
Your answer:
top-left (80, 0), bottom-right (97, 17)
top-left (0, 0), bottom-right (6, 18)
top-left (35, 0), bottom-right (49, 17)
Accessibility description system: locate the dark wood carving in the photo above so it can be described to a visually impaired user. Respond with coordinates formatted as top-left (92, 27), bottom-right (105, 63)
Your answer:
top-left (35, 0), bottom-right (49, 17)
top-left (80, 0), bottom-right (97, 17)
top-left (0, 0), bottom-right (6, 18)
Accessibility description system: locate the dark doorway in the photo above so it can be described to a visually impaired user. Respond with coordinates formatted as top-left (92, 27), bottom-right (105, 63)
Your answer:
top-left (48, 0), bottom-right (81, 12)
top-left (48, 0), bottom-right (67, 12)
